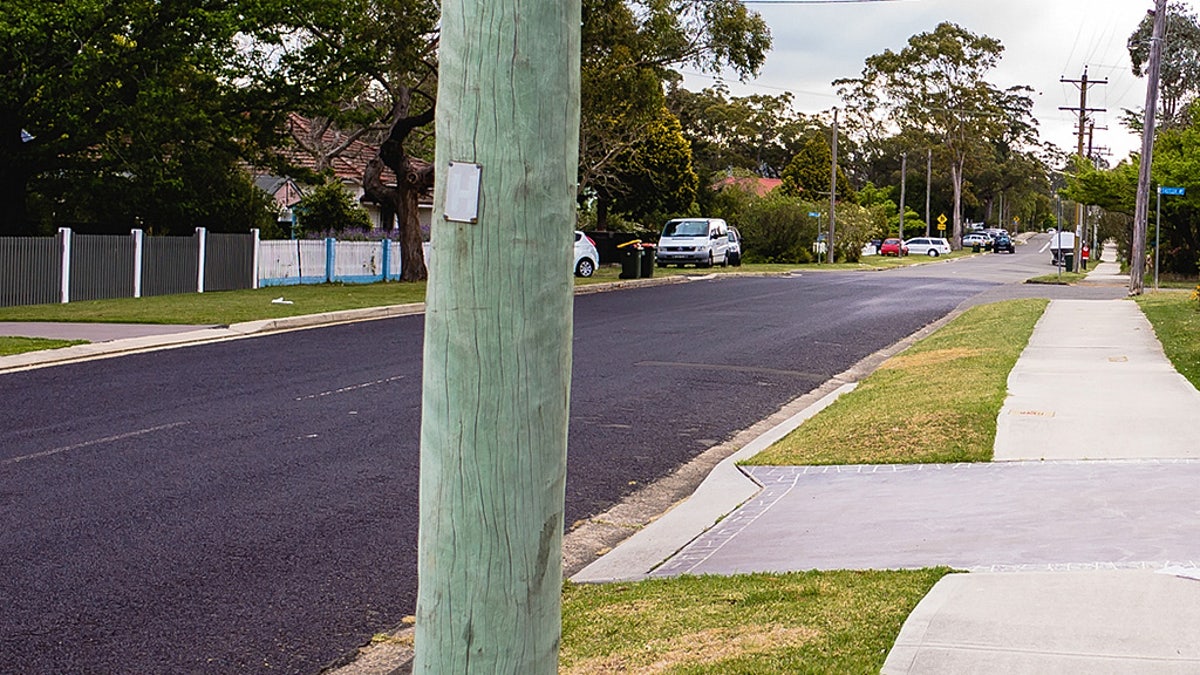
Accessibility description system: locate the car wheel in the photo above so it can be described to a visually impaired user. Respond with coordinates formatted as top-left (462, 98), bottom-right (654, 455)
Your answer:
top-left (732, 254), bottom-right (742, 267)
top-left (700, 252), bottom-right (713, 268)
top-left (928, 249), bottom-right (939, 257)
top-left (575, 258), bottom-right (595, 278)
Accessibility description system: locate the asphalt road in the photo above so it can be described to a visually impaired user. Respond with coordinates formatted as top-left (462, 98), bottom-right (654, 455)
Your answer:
top-left (1, 245), bottom-right (1058, 673)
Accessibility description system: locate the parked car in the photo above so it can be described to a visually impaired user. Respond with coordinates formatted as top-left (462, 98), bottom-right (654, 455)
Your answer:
top-left (993, 233), bottom-right (1016, 254)
top-left (726, 226), bottom-right (743, 266)
top-left (656, 218), bottom-right (730, 268)
top-left (880, 237), bottom-right (907, 256)
top-left (963, 233), bottom-right (991, 249)
top-left (574, 230), bottom-right (599, 277)
top-left (904, 237), bottom-right (952, 257)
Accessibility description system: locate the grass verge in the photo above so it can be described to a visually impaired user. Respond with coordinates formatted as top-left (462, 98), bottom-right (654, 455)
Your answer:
top-left (0, 283), bottom-right (428, 326)
top-left (0, 336), bottom-right (87, 356)
top-left (745, 299), bottom-right (1049, 465)
top-left (0, 254), bottom-right (973, 327)
top-left (1136, 291), bottom-right (1200, 390)
top-left (1026, 271), bottom-right (1089, 284)
top-left (560, 568), bottom-right (954, 674)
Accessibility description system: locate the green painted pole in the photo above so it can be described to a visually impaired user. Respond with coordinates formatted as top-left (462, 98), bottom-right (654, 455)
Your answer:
top-left (415, 0), bottom-right (580, 672)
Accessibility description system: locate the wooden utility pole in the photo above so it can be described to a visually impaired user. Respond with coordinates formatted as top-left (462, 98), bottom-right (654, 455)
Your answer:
top-left (1131, 0), bottom-right (1168, 295)
top-left (1060, 66), bottom-right (1106, 267)
top-left (416, 0), bottom-right (580, 672)
top-left (828, 108), bottom-right (838, 264)
top-left (898, 153), bottom-right (907, 241)
top-left (925, 148), bottom-right (932, 236)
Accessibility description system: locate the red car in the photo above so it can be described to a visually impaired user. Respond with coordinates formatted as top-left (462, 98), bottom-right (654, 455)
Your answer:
top-left (880, 237), bottom-right (907, 256)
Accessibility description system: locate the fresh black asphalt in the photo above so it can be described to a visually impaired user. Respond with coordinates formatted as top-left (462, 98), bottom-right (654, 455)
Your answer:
top-left (1, 258), bottom-right (1036, 673)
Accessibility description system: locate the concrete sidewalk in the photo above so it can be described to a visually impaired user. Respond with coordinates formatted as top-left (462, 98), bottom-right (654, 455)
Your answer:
top-left (575, 250), bottom-right (1200, 672)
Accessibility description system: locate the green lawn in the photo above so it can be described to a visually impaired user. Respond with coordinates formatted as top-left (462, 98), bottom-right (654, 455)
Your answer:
top-left (0, 283), bottom-right (429, 326)
top-left (1026, 271), bottom-right (1089, 285)
top-left (746, 299), bottom-right (1049, 466)
top-left (0, 253), bottom-right (975, 328)
top-left (0, 336), bottom-right (88, 356)
top-left (1136, 290), bottom-right (1200, 390)
top-left (561, 568), bottom-right (954, 674)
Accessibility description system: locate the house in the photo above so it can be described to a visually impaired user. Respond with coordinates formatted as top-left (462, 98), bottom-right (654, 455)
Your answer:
top-left (711, 174), bottom-right (782, 197)
top-left (255, 115), bottom-right (433, 237)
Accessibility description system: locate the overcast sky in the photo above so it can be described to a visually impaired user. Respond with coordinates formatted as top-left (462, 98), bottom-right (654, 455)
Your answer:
top-left (682, 0), bottom-right (1177, 162)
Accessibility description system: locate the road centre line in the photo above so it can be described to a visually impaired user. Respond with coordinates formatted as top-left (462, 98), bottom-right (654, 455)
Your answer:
top-left (2, 421), bottom-right (191, 467)
top-left (295, 375), bottom-right (406, 402)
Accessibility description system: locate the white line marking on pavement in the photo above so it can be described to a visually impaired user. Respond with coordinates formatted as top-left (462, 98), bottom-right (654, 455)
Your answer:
top-left (2, 421), bottom-right (191, 466)
top-left (295, 375), bottom-right (406, 401)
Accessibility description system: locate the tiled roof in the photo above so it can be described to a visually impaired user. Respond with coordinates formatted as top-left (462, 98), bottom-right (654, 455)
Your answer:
top-left (711, 175), bottom-right (782, 197)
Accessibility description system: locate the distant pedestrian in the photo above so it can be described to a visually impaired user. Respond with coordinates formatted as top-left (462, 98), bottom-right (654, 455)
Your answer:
top-left (1081, 243), bottom-right (1090, 270)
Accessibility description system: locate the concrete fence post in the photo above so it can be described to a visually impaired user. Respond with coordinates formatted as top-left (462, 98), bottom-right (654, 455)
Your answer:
top-left (381, 239), bottom-right (391, 283)
top-left (325, 237), bottom-right (336, 283)
top-left (196, 227), bottom-right (208, 293)
top-left (131, 229), bottom-right (144, 298)
top-left (58, 227), bottom-right (72, 304)
top-left (251, 228), bottom-right (261, 290)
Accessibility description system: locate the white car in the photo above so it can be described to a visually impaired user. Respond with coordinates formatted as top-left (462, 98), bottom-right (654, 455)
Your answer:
top-left (963, 233), bottom-right (991, 249)
top-left (655, 218), bottom-right (730, 268)
top-left (574, 230), bottom-right (598, 277)
top-left (904, 237), bottom-right (952, 257)
top-left (726, 226), bottom-right (743, 266)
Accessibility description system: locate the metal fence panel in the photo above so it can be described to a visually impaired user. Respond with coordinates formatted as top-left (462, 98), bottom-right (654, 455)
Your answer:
top-left (142, 235), bottom-right (199, 297)
top-left (204, 232), bottom-right (254, 292)
top-left (70, 234), bottom-right (134, 302)
top-left (0, 235), bottom-right (61, 307)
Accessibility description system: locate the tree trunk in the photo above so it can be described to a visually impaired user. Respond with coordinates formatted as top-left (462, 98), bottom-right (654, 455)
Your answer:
top-left (0, 125), bottom-right (35, 236)
top-left (950, 155), bottom-right (965, 248)
top-left (362, 92), bottom-right (435, 282)
top-left (415, 0), bottom-right (580, 670)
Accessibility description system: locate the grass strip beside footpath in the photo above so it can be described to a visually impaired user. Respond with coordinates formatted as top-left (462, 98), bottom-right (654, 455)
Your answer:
top-left (560, 568), bottom-right (953, 674)
top-left (1026, 271), bottom-right (1090, 285)
top-left (746, 298), bottom-right (1050, 466)
top-left (1137, 291), bottom-right (1200, 390)
top-left (0, 336), bottom-right (87, 356)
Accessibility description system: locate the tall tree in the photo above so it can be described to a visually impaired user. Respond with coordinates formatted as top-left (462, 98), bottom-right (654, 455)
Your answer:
top-left (1129, 1), bottom-right (1200, 127)
top-left (578, 0), bottom-right (771, 226)
top-left (780, 132), bottom-right (852, 201)
top-left (0, 0), bottom-right (349, 236)
top-left (836, 22), bottom-right (1032, 246)
top-left (605, 107), bottom-right (699, 221)
top-left (668, 85), bottom-right (814, 179)
top-left (284, 0), bottom-right (440, 280)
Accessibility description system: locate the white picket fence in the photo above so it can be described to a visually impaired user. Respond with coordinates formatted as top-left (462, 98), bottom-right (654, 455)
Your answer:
top-left (258, 238), bottom-right (431, 287)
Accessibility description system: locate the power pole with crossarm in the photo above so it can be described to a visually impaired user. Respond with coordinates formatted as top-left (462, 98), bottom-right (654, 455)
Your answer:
top-left (1060, 66), bottom-right (1107, 267)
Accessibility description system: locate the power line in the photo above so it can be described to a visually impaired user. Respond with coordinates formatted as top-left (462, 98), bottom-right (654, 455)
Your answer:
top-left (739, 0), bottom-right (908, 4)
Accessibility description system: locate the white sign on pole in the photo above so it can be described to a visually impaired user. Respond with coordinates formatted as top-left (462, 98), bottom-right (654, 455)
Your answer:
top-left (444, 162), bottom-right (483, 224)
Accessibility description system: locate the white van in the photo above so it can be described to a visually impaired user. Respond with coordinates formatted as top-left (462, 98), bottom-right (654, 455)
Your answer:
top-left (655, 218), bottom-right (730, 268)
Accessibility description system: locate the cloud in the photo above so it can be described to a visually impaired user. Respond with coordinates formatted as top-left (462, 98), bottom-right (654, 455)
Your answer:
top-left (685, 0), bottom-right (1156, 160)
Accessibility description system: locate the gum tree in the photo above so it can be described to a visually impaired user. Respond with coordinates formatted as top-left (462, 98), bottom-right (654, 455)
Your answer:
top-left (836, 22), bottom-right (1034, 246)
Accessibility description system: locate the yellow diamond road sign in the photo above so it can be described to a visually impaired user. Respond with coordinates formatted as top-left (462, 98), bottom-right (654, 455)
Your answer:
top-left (937, 214), bottom-right (947, 230)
